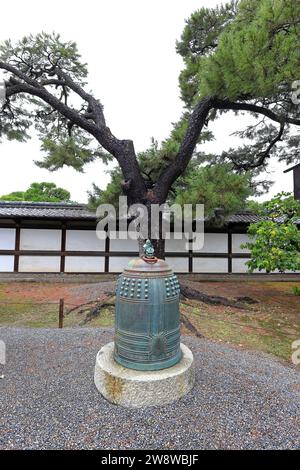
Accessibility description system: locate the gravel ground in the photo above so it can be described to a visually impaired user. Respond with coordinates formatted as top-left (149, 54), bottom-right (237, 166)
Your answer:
top-left (0, 327), bottom-right (299, 450)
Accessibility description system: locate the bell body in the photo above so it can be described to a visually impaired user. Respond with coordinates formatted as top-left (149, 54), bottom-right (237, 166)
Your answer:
top-left (114, 258), bottom-right (182, 371)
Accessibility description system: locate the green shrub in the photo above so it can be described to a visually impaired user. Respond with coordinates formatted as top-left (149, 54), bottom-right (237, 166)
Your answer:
top-left (291, 286), bottom-right (300, 296)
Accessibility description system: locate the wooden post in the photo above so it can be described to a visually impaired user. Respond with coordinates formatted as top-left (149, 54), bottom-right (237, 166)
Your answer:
top-left (60, 226), bottom-right (66, 273)
top-left (104, 229), bottom-right (110, 273)
top-left (59, 298), bottom-right (64, 328)
top-left (228, 230), bottom-right (232, 274)
top-left (14, 223), bottom-right (21, 272)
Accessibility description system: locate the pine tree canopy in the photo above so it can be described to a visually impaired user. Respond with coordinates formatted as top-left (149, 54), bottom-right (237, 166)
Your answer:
top-left (0, 1), bottom-right (300, 215)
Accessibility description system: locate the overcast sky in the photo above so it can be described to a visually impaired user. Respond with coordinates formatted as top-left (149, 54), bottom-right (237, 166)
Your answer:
top-left (0, 0), bottom-right (294, 202)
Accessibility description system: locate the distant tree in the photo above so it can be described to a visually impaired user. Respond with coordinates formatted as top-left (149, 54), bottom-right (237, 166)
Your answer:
top-left (245, 199), bottom-right (265, 214)
top-left (243, 193), bottom-right (300, 273)
top-left (0, 191), bottom-right (24, 201)
top-left (0, 182), bottom-right (71, 202)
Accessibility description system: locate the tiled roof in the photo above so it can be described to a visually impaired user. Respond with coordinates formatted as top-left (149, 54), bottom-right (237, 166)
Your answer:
top-left (0, 201), bottom-right (298, 225)
top-left (0, 201), bottom-right (95, 220)
top-left (226, 211), bottom-right (300, 225)
top-left (226, 212), bottom-right (262, 224)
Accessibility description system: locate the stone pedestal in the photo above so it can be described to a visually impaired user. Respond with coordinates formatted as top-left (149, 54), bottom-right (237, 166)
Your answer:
top-left (94, 342), bottom-right (195, 408)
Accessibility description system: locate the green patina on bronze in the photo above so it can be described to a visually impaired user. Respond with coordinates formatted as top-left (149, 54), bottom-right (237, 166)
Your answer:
top-left (114, 240), bottom-right (182, 371)
top-left (143, 239), bottom-right (155, 259)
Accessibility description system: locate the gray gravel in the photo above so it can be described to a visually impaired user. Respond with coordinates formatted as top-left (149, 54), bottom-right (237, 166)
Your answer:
top-left (0, 327), bottom-right (299, 450)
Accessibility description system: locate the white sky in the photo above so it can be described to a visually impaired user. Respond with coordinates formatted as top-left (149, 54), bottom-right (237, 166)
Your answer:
top-left (0, 0), bottom-right (294, 203)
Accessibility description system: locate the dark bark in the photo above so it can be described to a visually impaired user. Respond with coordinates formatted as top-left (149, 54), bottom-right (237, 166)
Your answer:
top-left (1, 61), bottom-right (147, 204)
top-left (146, 201), bottom-right (166, 259)
top-left (180, 313), bottom-right (203, 338)
top-left (154, 97), bottom-right (214, 202)
top-left (213, 98), bottom-right (300, 126)
top-left (180, 283), bottom-right (248, 309)
top-left (2, 59), bottom-right (300, 261)
top-left (81, 297), bottom-right (115, 325)
top-left (152, 238), bottom-right (166, 260)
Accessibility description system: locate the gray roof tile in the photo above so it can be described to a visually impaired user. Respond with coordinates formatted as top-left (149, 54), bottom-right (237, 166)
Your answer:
top-left (0, 201), bottom-right (298, 225)
top-left (226, 213), bottom-right (262, 223)
top-left (0, 201), bottom-right (95, 220)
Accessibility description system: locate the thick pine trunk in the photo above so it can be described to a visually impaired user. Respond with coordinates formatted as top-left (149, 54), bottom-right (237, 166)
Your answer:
top-left (146, 199), bottom-right (166, 259)
top-left (152, 238), bottom-right (166, 260)
top-left (129, 195), bottom-right (167, 259)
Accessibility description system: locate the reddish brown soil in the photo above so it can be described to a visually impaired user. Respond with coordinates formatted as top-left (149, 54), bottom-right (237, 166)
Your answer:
top-left (1, 278), bottom-right (299, 317)
top-left (0, 278), bottom-right (299, 362)
top-left (180, 279), bottom-right (300, 317)
top-left (0, 281), bottom-right (115, 307)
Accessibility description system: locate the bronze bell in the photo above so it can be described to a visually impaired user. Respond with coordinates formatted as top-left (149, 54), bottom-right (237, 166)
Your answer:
top-left (114, 240), bottom-right (182, 371)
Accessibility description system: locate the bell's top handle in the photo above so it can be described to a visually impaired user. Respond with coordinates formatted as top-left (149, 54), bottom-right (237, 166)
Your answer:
top-left (142, 239), bottom-right (158, 264)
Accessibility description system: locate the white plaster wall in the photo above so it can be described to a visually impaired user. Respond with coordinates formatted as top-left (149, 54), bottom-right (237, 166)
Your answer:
top-left (20, 229), bottom-right (61, 251)
top-left (232, 258), bottom-right (268, 274)
top-left (231, 258), bottom-right (300, 274)
top-left (232, 234), bottom-right (251, 254)
top-left (0, 255), bottom-right (14, 272)
top-left (65, 256), bottom-right (104, 273)
top-left (232, 258), bottom-right (249, 273)
top-left (109, 256), bottom-right (134, 272)
top-left (110, 233), bottom-right (139, 252)
top-left (165, 236), bottom-right (190, 253)
top-left (109, 255), bottom-right (189, 273)
top-left (66, 230), bottom-right (105, 251)
top-left (194, 233), bottom-right (228, 253)
top-left (165, 257), bottom-right (189, 273)
top-left (193, 257), bottom-right (228, 273)
top-left (0, 228), bottom-right (16, 250)
top-left (19, 256), bottom-right (61, 272)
